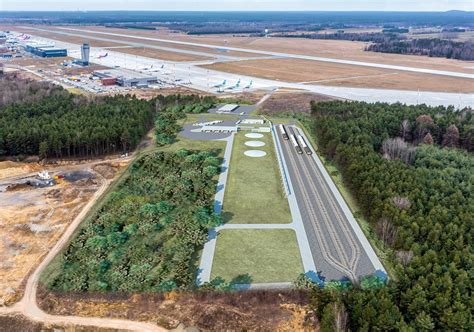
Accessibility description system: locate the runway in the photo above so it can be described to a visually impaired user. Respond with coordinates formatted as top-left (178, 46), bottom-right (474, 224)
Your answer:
top-left (53, 26), bottom-right (474, 79)
top-left (14, 28), bottom-right (474, 108)
top-left (276, 126), bottom-right (382, 281)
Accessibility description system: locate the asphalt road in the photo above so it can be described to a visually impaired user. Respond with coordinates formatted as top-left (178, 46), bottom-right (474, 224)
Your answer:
top-left (277, 126), bottom-right (376, 282)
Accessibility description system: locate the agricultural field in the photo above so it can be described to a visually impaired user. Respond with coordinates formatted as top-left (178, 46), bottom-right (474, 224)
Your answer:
top-left (211, 229), bottom-right (303, 283)
top-left (222, 131), bottom-right (291, 224)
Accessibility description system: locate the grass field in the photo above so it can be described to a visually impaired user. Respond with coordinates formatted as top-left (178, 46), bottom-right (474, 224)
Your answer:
top-left (222, 131), bottom-right (291, 224)
top-left (211, 229), bottom-right (303, 283)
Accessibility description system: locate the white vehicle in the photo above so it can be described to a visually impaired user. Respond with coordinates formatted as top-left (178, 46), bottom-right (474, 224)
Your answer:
top-left (297, 135), bottom-right (312, 155)
top-left (279, 124), bottom-right (289, 140)
top-left (290, 134), bottom-right (303, 154)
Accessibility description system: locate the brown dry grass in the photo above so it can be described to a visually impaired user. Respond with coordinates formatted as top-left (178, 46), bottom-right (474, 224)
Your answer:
top-left (75, 25), bottom-right (474, 74)
top-left (104, 46), bottom-right (210, 62)
top-left (260, 91), bottom-right (337, 115)
top-left (37, 287), bottom-right (316, 331)
top-left (201, 58), bottom-right (474, 93)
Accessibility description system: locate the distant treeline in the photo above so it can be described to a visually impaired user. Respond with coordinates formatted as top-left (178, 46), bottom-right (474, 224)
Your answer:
top-left (367, 38), bottom-right (474, 61)
top-left (276, 31), bottom-right (474, 61)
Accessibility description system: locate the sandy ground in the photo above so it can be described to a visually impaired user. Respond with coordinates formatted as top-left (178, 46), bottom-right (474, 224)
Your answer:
top-left (72, 25), bottom-right (474, 74)
top-left (201, 58), bottom-right (474, 93)
top-left (104, 46), bottom-right (211, 62)
top-left (0, 161), bottom-right (124, 306)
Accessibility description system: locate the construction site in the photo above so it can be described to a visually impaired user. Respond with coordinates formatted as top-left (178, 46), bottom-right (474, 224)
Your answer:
top-left (0, 160), bottom-right (126, 306)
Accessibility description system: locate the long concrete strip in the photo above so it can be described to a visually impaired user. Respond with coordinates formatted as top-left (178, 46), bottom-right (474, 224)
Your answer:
top-left (197, 134), bottom-right (234, 285)
top-left (270, 124), bottom-right (320, 282)
top-left (56, 27), bottom-right (474, 79)
top-left (292, 126), bottom-right (386, 274)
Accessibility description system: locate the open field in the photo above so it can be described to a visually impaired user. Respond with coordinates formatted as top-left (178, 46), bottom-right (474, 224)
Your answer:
top-left (0, 161), bottom-right (125, 305)
top-left (211, 229), bottom-right (303, 283)
top-left (69, 25), bottom-right (474, 73)
top-left (104, 46), bottom-right (211, 62)
top-left (259, 91), bottom-right (336, 114)
top-left (202, 58), bottom-right (474, 93)
top-left (223, 132), bottom-right (291, 224)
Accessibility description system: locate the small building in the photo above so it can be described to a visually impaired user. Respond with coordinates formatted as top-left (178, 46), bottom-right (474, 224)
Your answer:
top-left (241, 118), bottom-right (265, 125)
top-left (218, 104), bottom-right (239, 113)
top-left (101, 77), bottom-right (117, 86)
top-left (94, 69), bottom-right (157, 88)
top-left (201, 125), bottom-right (239, 133)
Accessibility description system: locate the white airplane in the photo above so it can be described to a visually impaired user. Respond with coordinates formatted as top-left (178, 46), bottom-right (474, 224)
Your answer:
top-left (226, 79), bottom-right (241, 90)
top-left (212, 80), bottom-right (227, 88)
top-left (245, 80), bottom-right (253, 89)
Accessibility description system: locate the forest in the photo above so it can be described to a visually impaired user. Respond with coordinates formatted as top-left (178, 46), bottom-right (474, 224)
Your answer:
top-left (45, 149), bottom-right (222, 292)
top-left (277, 31), bottom-right (474, 61)
top-left (367, 38), bottom-right (474, 61)
top-left (307, 101), bottom-right (473, 330)
top-left (0, 88), bottom-right (215, 159)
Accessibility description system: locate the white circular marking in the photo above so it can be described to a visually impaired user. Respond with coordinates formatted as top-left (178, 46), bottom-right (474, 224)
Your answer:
top-left (245, 141), bottom-right (265, 147)
top-left (244, 150), bottom-right (267, 157)
top-left (245, 133), bottom-right (264, 139)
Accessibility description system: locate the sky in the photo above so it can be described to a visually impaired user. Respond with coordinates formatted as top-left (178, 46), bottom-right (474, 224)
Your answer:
top-left (0, 0), bottom-right (473, 12)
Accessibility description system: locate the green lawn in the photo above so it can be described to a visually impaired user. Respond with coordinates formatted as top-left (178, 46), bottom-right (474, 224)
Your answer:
top-left (211, 229), bottom-right (303, 283)
top-left (222, 131), bottom-right (291, 224)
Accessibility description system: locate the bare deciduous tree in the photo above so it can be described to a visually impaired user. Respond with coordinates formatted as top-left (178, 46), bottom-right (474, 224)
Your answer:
top-left (423, 132), bottom-right (434, 145)
top-left (392, 196), bottom-right (411, 210)
top-left (382, 138), bottom-right (417, 165)
top-left (396, 250), bottom-right (414, 267)
top-left (442, 124), bottom-right (460, 148)
top-left (376, 218), bottom-right (398, 247)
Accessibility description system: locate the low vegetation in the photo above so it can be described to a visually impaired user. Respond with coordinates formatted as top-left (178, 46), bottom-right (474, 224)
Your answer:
top-left (307, 101), bottom-right (473, 330)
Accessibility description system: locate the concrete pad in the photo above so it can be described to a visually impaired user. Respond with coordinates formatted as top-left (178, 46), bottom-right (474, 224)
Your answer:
top-left (245, 140), bottom-right (265, 147)
top-left (244, 150), bottom-right (267, 157)
top-left (245, 133), bottom-right (264, 139)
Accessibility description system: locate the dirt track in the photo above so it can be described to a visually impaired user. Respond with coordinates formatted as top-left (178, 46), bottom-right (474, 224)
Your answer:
top-left (0, 156), bottom-right (167, 331)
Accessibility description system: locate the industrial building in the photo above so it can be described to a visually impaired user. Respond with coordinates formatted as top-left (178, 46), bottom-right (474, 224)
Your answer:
top-left (25, 42), bottom-right (67, 58)
top-left (217, 104), bottom-right (239, 113)
top-left (94, 68), bottom-right (158, 88)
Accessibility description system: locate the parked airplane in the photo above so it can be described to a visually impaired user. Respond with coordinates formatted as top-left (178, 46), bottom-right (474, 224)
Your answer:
top-left (213, 80), bottom-right (227, 88)
top-left (226, 79), bottom-right (241, 90)
top-left (97, 52), bottom-right (108, 59)
top-left (245, 80), bottom-right (253, 89)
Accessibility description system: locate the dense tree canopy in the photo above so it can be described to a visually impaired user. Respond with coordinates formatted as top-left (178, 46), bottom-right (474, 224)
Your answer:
top-left (45, 150), bottom-right (222, 292)
top-left (308, 101), bottom-right (473, 330)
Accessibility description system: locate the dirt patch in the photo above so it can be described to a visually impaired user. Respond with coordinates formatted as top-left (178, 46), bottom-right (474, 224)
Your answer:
top-left (0, 161), bottom-right (43, 180)
top-left (260, 91), bottom-right (336, 115)
top-left (0, 161), bottom-right (126, 306)
top-left (0, 313), bottom-right (119, 332)
top-left (37, 288), bottom-right (316, 331)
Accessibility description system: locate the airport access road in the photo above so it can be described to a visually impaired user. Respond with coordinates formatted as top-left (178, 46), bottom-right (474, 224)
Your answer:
top-left (277, 126), bottom-right (384, 282)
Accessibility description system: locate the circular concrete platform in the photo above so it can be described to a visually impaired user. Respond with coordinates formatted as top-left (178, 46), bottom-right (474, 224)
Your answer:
top-left (245, 133), bottom-right (264, 139)
top-left (244, 150), bottom-right (267, 157)
top-left (245, 140), bottom-right (265, 147)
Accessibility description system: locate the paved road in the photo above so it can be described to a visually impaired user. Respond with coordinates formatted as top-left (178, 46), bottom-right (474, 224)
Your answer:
top-left (55, 26), bottom-right (474, 79)
top-left (277, 126), bottom-right (383, 282)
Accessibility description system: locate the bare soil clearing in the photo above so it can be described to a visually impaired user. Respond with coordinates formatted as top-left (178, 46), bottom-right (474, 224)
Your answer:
top-left (0, 162), bottom-right (124, 306)
top-left (202, 58), bottom-right (474, 93)
top-left (259, 91), bottom-right (336, 114)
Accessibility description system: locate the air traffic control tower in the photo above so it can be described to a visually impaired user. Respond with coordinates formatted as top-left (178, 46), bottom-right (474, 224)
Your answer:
top-left (80, 43), bottom-right (90, 65)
